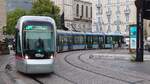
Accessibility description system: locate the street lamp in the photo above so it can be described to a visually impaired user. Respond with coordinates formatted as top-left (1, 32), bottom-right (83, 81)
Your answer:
top-left (135, 0), bottom-right (144, 62)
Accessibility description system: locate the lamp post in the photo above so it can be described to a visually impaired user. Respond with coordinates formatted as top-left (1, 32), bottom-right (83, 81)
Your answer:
top-left (135, 0), bottom-right (144, 62)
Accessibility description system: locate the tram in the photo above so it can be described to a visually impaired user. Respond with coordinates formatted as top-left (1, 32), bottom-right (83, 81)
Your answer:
top-left (56, 30), bottom-right (105, 52)
top-left (15, 16), bottom-right (56, 74)
top-left (105, 33), bottom-right (124, 48)
top-left (56, 30), bottom-right (124, 52)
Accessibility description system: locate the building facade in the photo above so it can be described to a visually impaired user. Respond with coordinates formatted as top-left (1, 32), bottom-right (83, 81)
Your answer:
top-left (0, 0), bottom-right (6, 41)
top-left (52, 0), bottom-right (92, 32)
top-left (143, 20), bottom-right (150, 40)
top-left (92, 0), bottom-right (136, 36)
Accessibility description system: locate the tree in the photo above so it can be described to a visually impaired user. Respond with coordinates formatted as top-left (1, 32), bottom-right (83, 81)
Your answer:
top-left (6, 8), bottom-right (26, 35)
top-left (30, 0), bottom-right (61, 29)
top-left (6, 0), bottom-right (61, 35)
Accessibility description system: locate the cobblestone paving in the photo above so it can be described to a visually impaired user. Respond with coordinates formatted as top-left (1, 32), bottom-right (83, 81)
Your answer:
top-left (0, 53), bottom-right (15, 84)
top-left (79, 50), bottom-right (150, 84)
top-left (55, 51), bottom-right (133, 84)
top-left (55, 50), bottom-right (150, 84)
top-left (2, 49), bottom-right (150, 84)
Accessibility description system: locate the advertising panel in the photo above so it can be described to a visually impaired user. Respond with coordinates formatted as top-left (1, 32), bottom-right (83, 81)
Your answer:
top-left (129, 25), bottom-right (137, 49)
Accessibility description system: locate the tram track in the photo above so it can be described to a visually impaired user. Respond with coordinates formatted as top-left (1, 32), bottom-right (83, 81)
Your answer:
top-left (53, 72), bottom-right (77, 84)
top-left (28, 75), bottom-right (44, 84)
top-left (3, 53), bottom-right (75, 84)
top-left (63, 51), bottom-right (140, 84)
top-left (3, 50), bottom-right (150, 84)
top-left (78, 53), bottom-right (150, 82)
top-left (26, 72), bottom-right (76, 84)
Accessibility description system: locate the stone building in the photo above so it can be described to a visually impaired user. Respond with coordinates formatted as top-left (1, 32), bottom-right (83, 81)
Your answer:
top-left (0, 0), bottom-right (6, 41)
top-left (92, 0), bottom-right (136, 36)
top-left (52, 0), bottom-right (92, 32)
top-left (143, 20), bottom-right (150, 40)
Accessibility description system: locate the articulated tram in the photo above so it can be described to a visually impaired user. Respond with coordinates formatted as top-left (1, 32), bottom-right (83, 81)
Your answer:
top-left (15, 16), bottom-right (56, 74)
top-left (15, 16), bottom-right (124, 74)
top-left (56, 30), bottom-right (124, 52)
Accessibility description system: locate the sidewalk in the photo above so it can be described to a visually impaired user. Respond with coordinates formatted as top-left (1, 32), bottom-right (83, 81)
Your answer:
top-left (78, 51), bottom-right (150, 83)
top-left (0, 50), bottom-right (15, 84)
top-left (90, 53), bottom-right (150, 74)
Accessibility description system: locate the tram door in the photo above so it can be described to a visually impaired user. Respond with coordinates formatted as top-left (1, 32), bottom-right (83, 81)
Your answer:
top-left (98, 36), bottom-right (104, 48)
top-left (105, 36), bottom-right (113, 48)
top-left (86, 35), bottom-right (92, 49)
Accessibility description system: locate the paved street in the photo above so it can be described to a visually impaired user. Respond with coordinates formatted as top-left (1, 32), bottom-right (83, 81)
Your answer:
top-left (0, 51), bottom-right (15, 84)
top-left (1, 49), bottom-right (150, 84)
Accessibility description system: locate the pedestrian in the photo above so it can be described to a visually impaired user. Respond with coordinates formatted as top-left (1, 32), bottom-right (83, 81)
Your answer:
top-left (112, 41), bottom-right (115, 49)
top-left (118, 40), bottom-right (121, 48)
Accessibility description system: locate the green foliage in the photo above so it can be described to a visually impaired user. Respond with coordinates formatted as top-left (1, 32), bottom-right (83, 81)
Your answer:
top-left (6, 8), bottom-right (26, 35)
top-left (31, 0), bottom-right (60, 16)
top-left (6, 0), bottom-right (61, 35)
top-left (30, 0), bottom-right (61, 29)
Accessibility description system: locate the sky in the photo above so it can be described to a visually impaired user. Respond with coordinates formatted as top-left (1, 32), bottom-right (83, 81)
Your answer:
top-left (6, 0), bottom-right (32, 12)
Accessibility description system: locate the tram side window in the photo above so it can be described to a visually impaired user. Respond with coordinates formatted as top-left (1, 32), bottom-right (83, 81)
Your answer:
top-left (74, 35), bottom-right (79, 44)
top-left (106, 37), bottom-right (112, 44)
top-left (99, 37), bottom-right (103, 43)
top-left (58, 35), bottom-right (64, 45)
top-left (79, 35), bottom-right (84, 44)
top-left (86, 35), bottom-right (92, 44)
top-left (74, 35), bottom-right (84, 45)
top-left (67, 35), bottom-right (72, 45)
top-left (16, 30), bottom-right (21, 53)
top-left (93, 36), bottom-right (99, 44)
top-left (59, 35), bottom-right (63, 44)
top-left (63, 35), bottom-right (68, 45)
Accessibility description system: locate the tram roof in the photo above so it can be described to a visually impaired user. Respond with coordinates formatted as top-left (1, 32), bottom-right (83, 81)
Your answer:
top-left (57, 30), bottom-right (105, 36)
top-left (105, 32), bottom-right (124, 36)
top-left (16, 16), bottom-right (56, 30)
top-left (57, 30), bottom-right (85, 35)
top-left (85, 32), bottom-right (104, 35)
top-left (19, 16), bottom-right (55, 22)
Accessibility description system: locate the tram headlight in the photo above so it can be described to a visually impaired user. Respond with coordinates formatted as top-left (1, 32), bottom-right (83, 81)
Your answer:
top-left (50, 54), bottom-right (54, 59)
top-left (25, 55), bottom-right (29, 59)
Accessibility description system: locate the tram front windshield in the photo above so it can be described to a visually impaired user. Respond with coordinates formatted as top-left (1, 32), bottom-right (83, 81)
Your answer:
top-left (23, 21), bottom-right (54, 53)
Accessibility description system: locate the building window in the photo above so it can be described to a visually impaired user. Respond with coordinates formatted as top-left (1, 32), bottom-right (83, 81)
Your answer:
top-left (81, 5), bottom-right (84, 17)
top-left (86, 6), bottom-right (88, 18)
top-left (90, 7), bottom-right (92, 18)
top-left (76, 4), bottom-right (79, 17)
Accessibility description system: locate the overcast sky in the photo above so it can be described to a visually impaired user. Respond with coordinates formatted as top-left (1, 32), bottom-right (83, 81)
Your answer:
top-left (6, 0), bottom-right (32, 12)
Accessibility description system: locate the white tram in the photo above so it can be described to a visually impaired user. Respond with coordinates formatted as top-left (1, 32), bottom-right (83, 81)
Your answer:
top-left (15, 16), bottom-right (56, 74)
